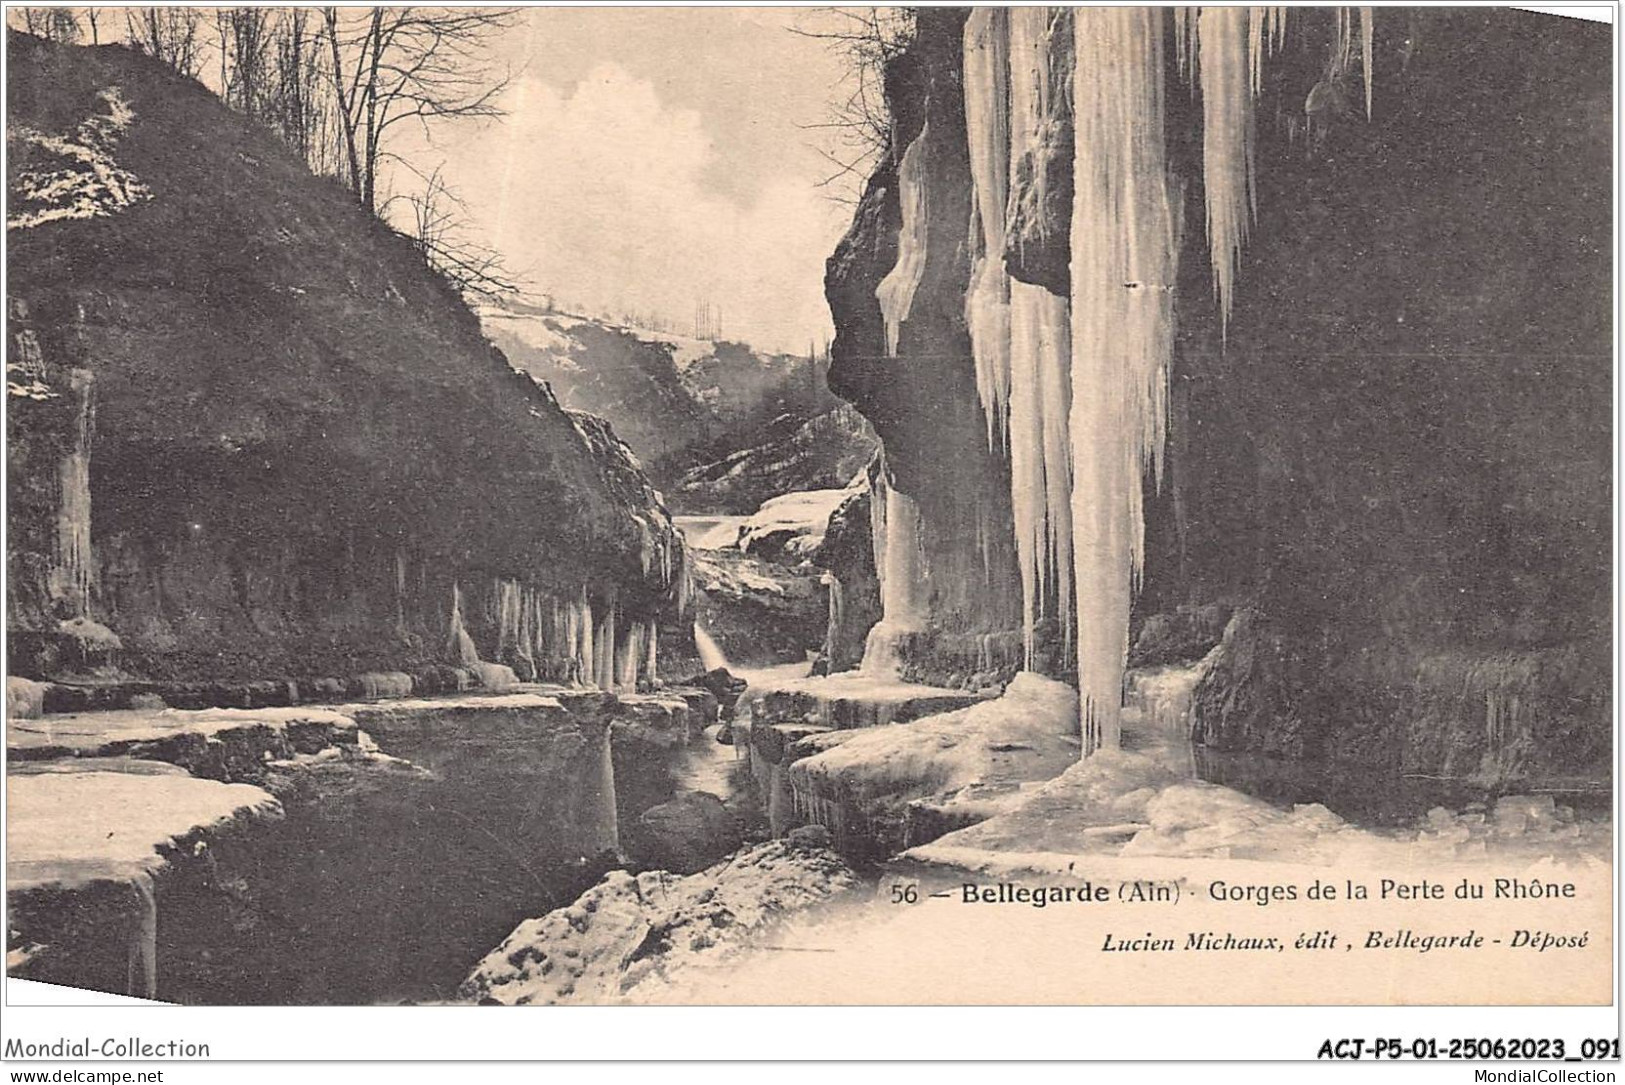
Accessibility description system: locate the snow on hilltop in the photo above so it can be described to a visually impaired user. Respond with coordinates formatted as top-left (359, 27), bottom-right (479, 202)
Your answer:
top-left (477, 297), bottom-right (834, 485)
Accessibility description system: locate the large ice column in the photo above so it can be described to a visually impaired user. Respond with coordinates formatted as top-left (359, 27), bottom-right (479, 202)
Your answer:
top-left (644, 621), bottom-right (659, 686)
top-left (1069, 8), bottom-right (1181, 754)
top-left (50, 368), bottom-right (95, 618)
top-left (593, 595), bottom-right (616, 690)
top-left (963, 7), bottom-right (1012, 448)
top-left (875, 123), bottom-right (932, 356)
top-left (1007, 7), bottom-right (1076, 667)
top-left (447, 583), bottom-right (481, 667)
top-left (860, 475), bottom-right (928, 677)
top-left (1007, 282), bottom-right (1074, 665)
top-left (1195, 6), bottom-right (1255, 335)
top-left (446, 582), bottom-right (519, 690)
top-left (1183, 6), bottom-right (1288, 333)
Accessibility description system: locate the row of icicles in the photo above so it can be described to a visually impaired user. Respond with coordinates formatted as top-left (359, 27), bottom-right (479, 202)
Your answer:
top-left (446, 579), bottom-right (660, 692)
top-left (881, 7), bottom-right (1374, 753)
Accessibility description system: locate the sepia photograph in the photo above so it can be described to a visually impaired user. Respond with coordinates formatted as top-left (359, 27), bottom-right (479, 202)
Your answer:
top-left (0, 0), bottom-right (1618, 1067)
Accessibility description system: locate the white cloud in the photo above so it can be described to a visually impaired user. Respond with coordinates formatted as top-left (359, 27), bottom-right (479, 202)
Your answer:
top-left (433, 63), bottom-right (847, 354)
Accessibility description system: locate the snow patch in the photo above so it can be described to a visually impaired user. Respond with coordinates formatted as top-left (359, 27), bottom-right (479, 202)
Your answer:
top-left (460, 840), bottom-right (861, 1005)
top-left (8, 87), bottom-right (151, 231)
top-left (738, 486), bottom-right (856, 560)
top-left (787, 672), bottom-right (1080, 825)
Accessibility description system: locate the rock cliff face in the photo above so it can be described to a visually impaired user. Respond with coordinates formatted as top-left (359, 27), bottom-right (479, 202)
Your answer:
top-left (479, 296), bottom-right (838, 480)
top-left (668, 404), bottom-right (878, 515)
top-left (823, 9), bottom-right (1610, 783)
top-left (6, 34), bottom-right (684, 690)
top-left (824, 11), bottom-right (1025, 683)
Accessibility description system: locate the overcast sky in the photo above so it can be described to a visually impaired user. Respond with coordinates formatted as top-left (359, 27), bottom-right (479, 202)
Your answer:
top-left (394, 8), bottom-right (856, 355)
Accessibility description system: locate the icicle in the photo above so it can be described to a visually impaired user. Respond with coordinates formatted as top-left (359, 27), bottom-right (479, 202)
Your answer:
top-left (128, 872), bottom-right (157, 999)
top-left (822, 572), bottom-right (845, 665)
top-left (51, 369), bottom-right (95, 618)
top-left (587, 724), bottom-right (620, 853)
top-left (875, 122), bottom-right (931, 356)
top-left (1196, 7), bottom-right (1255, 335)
top-left (579, 595), bottom-right (595, 687)
top-left (963, 8), bottom-right (1013, 448)
top-left (616, 624), bottom-right (641, 691)
top-left (496, 579), bottom-right (524, 664)
top-left (594, 598), bottom-right (616, 690)
top-left (1359, 6), bottom-right (1374, 119)
top-left (645, 621), bottom-right (659, 685)
top-left (447, 583), bottom-right (480, 667)
top-left (861, 479), bottom-right (927, 677)
top-left (1070, 8), bottom-right (1181, 754)
top-left (1007, 285), bottom-right (1045, 667)
top-left (394, 551), bottom-right (408, 633)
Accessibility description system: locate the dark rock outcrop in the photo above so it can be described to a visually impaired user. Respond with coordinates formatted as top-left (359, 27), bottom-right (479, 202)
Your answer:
top-left (6, 33), bottom-right (684, 688)
top-left (823, 9), bottom-right (1024, 682)
top-left (665, 404), bottom-right (879, 515)
top-left (824, 9), bottom-right (1610, 785)
top-left (481, 297), bottom-right (838, 479)
top-left (624, 790), bottom-right (743, 875)
top-left (686, 551), bottom-right (826, 669)
top-left (810, 481), bottom-right (881, 674)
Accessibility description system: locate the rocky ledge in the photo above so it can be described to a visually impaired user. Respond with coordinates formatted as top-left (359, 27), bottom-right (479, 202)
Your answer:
top-left (459, 834), bottom-right (861, 1005)
top-left (7, 758), bottom-right (283, 999)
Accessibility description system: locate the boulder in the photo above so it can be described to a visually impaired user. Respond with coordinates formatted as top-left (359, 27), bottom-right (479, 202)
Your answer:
top-left (625, 790), bottom-right (742, 875)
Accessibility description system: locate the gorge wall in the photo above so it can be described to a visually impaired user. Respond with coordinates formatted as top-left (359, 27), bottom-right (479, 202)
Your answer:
top-left (6, 33), bottom-right (685, 693)
top-left (479, 296), bottom-right (876, 513)
top-left (823, 8), bottom-right (1610, 784)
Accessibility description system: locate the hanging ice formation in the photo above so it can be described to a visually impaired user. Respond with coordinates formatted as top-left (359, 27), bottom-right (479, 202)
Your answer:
top-left (50, 368), bottom-right (96, 619)
top-left (859, 473), bottom-right (928, 678)
top-left (1066, 7), bottom-right (1180, 754)
top-left (876, 122), bottom-right (932, 356)
top-left (961, 7), bottom-right (1078, 670)
top-left (948, 8), bottom-right (1377, 754)
top-left (454, 578), bottom-right (662, 692)
top-left (963, 8), bottom-right (1012, 449)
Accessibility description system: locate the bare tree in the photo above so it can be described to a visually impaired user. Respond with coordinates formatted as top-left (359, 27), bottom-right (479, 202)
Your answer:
top-left (125, 7), bottom-right (206, 79)
top-left (266, 9), bottom-right (339, 176)
top-left (386, 161), bottom-right (523, 301)
top-left (215, 7), bottom-right (275, 121)
top-left (11, 7), bottom-right (83, 42)
top-left (319, 7), bottom-right (518, 213)
top-left (791, 7), bottom-right (917, 204)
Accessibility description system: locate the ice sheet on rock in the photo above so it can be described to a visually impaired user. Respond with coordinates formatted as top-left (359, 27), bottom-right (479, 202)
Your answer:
top-left (917, 748), bottom-right (1611, 870)
top-left (787, 673), bottom-right (1080, 822)
top-left (737, 486), bottom-right (858, 561)
top-left (673, 515), bottom-right (748, 551)
top-left (459, 840), bottom-right (861, 1005)
top-left (7, 704), bottom-right (359, 755)
top-left (692, 555), bottom-right (788, 598)
top-left (875, 123), bottom-right (932, 356)
top-left (7, 676), bottom-right (49, 719)
top-left (7, 768), bottom-right (281, 893)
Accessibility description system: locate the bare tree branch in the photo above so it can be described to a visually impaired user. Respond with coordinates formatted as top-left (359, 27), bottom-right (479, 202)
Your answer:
top-left (318, 6), bottom-right (518, 213)
top-left (789, 7), bottom-right (916, 203)
top-left (391, 159), bottom-right (525, 302)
